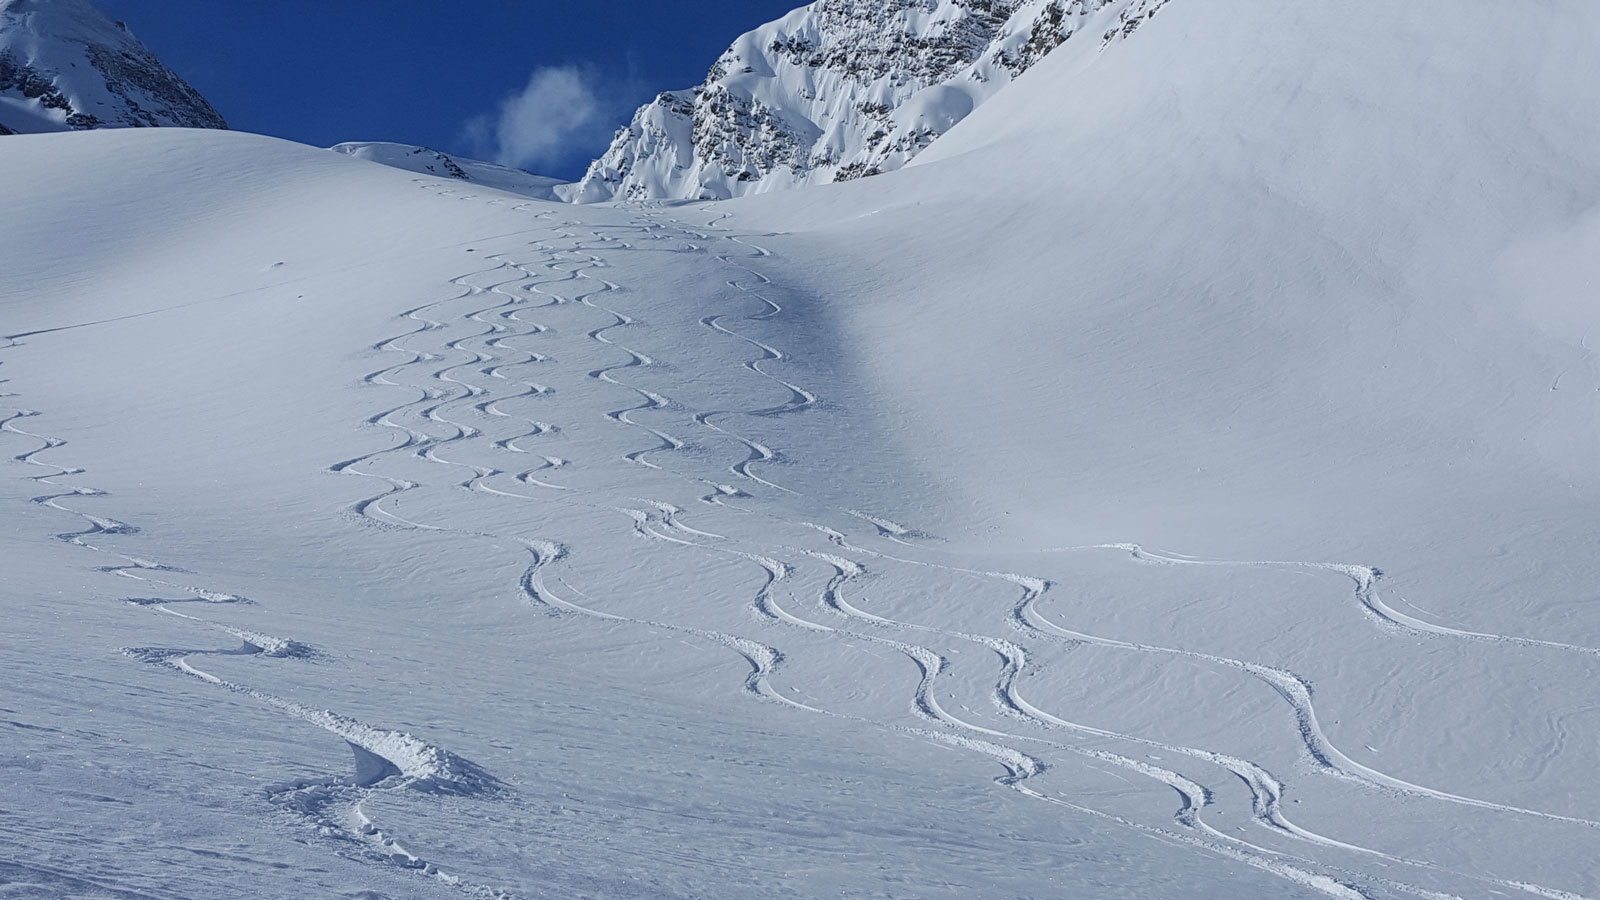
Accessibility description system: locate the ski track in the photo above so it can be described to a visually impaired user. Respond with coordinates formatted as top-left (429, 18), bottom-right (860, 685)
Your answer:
top-left (811, 525), bottom-right (1596, 899)
top-left (473, 204), bottom-right (1600, 896)
top-left (825, 524), bottom-right (1600, 826)
top-left (333, 200), bottom-right (1458, 900)
top-left (348, 208), bottom-right (1081, 813)
top-left (1091, 542), bottom-right (1600, 657)
top-left (1, 341), bottom-right (517, 898)
top-left (796, 547), bottom-right (1416, 900)
top-left (625, 211), bottom-right (1600, 895)
top-left (685, 226), bottom-right (816, 496)
top-left (7, 193), bottom-right (1592, 900)
top-left (341, 232), bottom-right (834, 729)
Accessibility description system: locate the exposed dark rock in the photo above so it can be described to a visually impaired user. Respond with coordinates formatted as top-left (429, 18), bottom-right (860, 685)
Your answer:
top-left (1, 0), bottom-right (226, 134)
top-left (573, 0), bottom-right (1174, 202)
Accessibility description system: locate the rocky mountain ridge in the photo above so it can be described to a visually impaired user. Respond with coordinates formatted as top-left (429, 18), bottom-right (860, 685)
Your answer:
top-left (571, 0), bottom-right (1171, 202)
top-left (0, 0), bottom-right (225, 135)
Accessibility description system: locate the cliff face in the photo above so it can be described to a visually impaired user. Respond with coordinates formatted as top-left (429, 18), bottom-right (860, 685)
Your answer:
top-left (571, 0), bottom-right (1171, 203)
top-left (0, 0), bottom-right (226, 135)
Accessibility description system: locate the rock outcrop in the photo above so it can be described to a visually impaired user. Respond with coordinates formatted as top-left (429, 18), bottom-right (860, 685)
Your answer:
top-left (0, 0), bottom-right (226, 135)
top-left (571, 0), bottom-right (1171, 202)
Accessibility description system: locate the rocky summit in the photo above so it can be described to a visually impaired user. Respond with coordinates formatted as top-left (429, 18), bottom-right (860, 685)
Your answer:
top-left (0, 0), bottom-right (225, 134)
top-left (570, 0), bottom-right (1171, 202)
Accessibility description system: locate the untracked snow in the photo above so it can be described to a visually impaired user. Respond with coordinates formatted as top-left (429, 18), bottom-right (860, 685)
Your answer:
top-left (4, 0), bottom-right (1600, 897)
top-left (330, 141), bottom-right (569, 202)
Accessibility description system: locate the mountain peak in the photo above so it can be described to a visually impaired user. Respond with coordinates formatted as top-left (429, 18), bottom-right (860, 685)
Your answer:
top-left (0, 0), bottom-right (226, 134)
top-left (570, 0), bottom-right (1169, 203)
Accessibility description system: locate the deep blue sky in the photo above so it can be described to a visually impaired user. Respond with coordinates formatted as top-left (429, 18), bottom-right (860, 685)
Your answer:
top-left (94, 1), bottom-right (804, 180)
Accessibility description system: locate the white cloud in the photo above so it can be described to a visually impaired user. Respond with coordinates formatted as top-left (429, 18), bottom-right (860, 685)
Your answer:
top-left (474, 67), bottom-right (602, 172)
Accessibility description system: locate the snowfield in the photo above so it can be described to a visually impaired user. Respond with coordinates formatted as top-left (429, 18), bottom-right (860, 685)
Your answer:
top-left (329, 142), bottom-right (569, 202)
top-left (4, 1), bottom-right (1600, 898)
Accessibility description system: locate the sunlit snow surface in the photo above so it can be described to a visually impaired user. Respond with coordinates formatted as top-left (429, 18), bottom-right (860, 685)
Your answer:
top-left (329, 142), bottom-right (569, 202)
top-left (5, 2), bottom-right (1600, 897)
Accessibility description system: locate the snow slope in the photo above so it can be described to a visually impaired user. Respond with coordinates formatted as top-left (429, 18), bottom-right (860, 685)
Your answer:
top-left (0, 0), bottom-right (225, 134)
top-left (330, 141), bottom-right (569, 202)
top-left (4, 128), bottom-right (1275, 899)
top-left (5, 0), bottom-right (1600, 897)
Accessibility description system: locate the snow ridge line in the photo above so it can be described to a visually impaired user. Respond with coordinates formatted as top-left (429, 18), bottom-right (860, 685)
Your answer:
top-left (0, 357), bottom-right (512, 897)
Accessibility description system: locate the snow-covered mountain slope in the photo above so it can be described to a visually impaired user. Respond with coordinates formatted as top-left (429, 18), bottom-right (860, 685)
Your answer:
top-left (330, 141), bottom-right (570, 202)
top-left (2, 127), bottom-right (1272, 900)
top-left (713, 3), bottom-right (1600, 888)
top-left (5, 0), bottom-right (1600, 897)
top-left (728, 0), bottom-right (1600, 560)
top-left (0, 0), bottom-right (225, 134)
top-left (571, 0), bottom-right (1169, 202)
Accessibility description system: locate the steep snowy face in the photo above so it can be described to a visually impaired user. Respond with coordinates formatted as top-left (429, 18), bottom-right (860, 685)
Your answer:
top-left (571, 0), bottom-right (1170, 202)
top-left (0, 0), bottom-right (226, 134)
